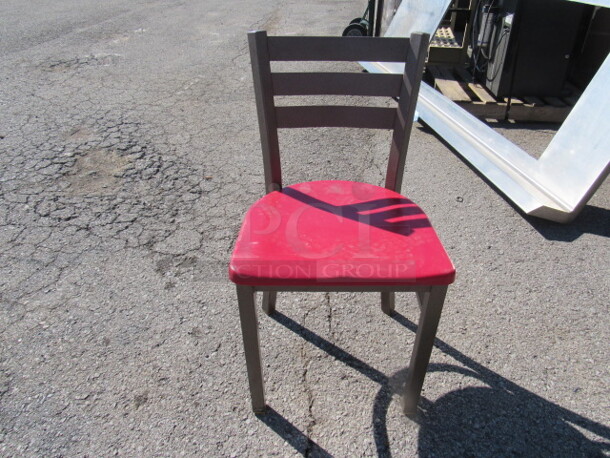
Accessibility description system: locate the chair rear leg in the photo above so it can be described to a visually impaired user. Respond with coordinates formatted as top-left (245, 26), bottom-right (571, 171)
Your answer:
top-left (262, 291), bottom-right (277, 315)
top-left (403, 285), bottom-right (447, 416)
top-left (381, 291), bottom-right (395, 315)
top-left (416, 291), bottom-right (430, 310)
top-left (236, 285), bottom-right (266, 413)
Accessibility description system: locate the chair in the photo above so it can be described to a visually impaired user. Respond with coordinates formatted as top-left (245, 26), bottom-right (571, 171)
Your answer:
top-left (229, 30), bottom-right (456, 416)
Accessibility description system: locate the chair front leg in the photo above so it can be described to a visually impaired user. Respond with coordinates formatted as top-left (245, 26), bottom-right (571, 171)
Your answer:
top-left (381, 291), bottom-right (395, 315)
top-left (236, 285), bottom-right (266, 413)
top-left (261, 291), bottom-right (276, 315)
top-left (403, 285), bottom-right (447, 416)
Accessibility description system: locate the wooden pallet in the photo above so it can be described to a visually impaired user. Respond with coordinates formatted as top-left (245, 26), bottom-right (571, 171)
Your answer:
top-left (426, 65), bottom-right (580, 123)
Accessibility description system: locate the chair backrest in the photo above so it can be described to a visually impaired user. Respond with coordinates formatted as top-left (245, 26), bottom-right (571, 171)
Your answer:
top-left (248, 30), bottom-right (430, 194)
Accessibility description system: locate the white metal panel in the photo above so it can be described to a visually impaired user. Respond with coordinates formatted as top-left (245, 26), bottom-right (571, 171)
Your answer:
top-left (537, 52), bottom-right (610, 212)
top-left (568, 0), bottom-right (610, 7)
top-left (384, 0), bottom-right (452, 37)
top-left (363, 0), bottom-right (610, 222)
top-left (361, 0), bottom-right (451, 73)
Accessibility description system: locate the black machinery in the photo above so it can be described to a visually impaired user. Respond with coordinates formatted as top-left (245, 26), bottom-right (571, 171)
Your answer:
top-left (342, 0), bottom-right (384, 36)
top-left (343, 0), bottom-right (607, 100)
top-left (470, 0), bottom-right (593, 98)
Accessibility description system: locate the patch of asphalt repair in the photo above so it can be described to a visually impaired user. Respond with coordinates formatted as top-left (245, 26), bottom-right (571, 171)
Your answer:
top-left (1, 111), bottom-right (204, 305)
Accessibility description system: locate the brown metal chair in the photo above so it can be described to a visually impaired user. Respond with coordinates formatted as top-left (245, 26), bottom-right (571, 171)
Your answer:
top-left (229, 30), bottom-right (456, 416)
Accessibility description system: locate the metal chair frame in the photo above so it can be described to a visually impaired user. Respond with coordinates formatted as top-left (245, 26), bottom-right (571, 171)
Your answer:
top-left (235, 30), bottom-right (450, 416)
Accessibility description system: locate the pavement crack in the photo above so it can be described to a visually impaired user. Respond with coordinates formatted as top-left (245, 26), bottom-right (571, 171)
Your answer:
top-left (300, 305), bottom-right (319, 457)
top-left (325, 292), bottom-right (333, 340)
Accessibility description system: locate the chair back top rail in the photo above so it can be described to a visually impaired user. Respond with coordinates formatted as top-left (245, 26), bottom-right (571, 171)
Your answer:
top-left (267, 36), bottom-right (412, 62)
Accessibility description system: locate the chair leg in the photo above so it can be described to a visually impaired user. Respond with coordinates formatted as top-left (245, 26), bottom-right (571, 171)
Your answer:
top-left (416, 291), bottom-right (429, 310)
top-left (236, 285), bottom-right (266, 413)
top-left (381, 291), bottom-right (395, 315)
top-left (262, 291), bottom-right (276, 315)
top-left (403, 285), bottom-right (447, 416)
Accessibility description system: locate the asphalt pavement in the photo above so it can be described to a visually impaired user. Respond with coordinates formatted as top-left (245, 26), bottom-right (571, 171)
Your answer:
top-left (1, 0), bottom-right (609, 456)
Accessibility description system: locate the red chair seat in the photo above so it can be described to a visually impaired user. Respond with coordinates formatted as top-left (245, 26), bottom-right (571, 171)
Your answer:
top-left (230, 180), bottom-right (455, 286)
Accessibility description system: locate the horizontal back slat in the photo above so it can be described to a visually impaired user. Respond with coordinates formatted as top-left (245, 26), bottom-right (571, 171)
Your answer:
top-left (275, 106), bottom-right (396, 129)
top-left (268, 36), bottom-right (411, 62)
top-left (272, 72), bottom-right (403, 97)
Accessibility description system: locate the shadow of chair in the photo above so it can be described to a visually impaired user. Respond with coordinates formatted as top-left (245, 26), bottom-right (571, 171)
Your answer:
top-left (258, 310), bottom-right (610, 457)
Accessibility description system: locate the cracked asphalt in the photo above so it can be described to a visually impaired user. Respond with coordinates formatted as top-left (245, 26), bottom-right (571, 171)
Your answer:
top-left (1, 0), bottom-right (609, 456)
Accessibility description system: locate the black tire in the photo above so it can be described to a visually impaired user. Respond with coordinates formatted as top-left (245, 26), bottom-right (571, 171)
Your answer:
top-left (342, 23), bottom-right (368, 37)
top-left (349, 17), bottom-right (363, 24)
